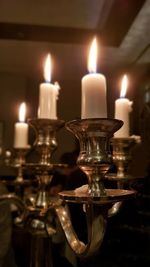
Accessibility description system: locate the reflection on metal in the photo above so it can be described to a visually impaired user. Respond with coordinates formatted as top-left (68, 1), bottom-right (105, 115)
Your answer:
top-left (111, 136), bottom-right (141, 179)
top-left (66, 118), bottom-right (123, 197)
top-left (55, 203), bottom-right (107, 257)
top-left (0, 118), bottom-right (136, 266)
top-left (13, 147), bottom-right (30, 182)
top-left (105, 136), bottom-right (140, 217)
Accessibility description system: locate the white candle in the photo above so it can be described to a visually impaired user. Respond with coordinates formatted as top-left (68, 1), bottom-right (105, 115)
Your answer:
top-left (81, 38), bottom-right (107, 119)
top-left (38, 54), bottom-right (59, 119)
top-left (14, 102), bottom-right (29, 148)
top-left (114, 75), bottom-right (132, 138)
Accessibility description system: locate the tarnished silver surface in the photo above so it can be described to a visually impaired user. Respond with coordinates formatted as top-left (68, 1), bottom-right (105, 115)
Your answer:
top-left (55, 203), bottom-right (107, 257)
top-left (28, 118), bottom-right (64, 165)
top-left (66, 119), bottom-right (123, 197)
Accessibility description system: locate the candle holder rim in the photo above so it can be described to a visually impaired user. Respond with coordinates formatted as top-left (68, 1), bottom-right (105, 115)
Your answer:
top-left (111, 135), bottom-right (141, 141)
top-left (28, 118), bottom-right (65, 130)
top-left (59, 188), bottom-right (135, 205)
top-left (111, 135), bottom-right (141, 145)
top-left (66, 118), bottom-right (123, 134)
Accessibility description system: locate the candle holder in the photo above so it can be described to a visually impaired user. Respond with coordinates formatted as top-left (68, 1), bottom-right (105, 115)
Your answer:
top-left (0, 118), bottom-right (136, 265)
top-left (13, 147), bottom-right (30, 182)
top-left (65, 118), bottom-right (123, 197)
top-left (105, 136), bottom-right (140, 217)
top-left (28, 118), bottom-right (64, 165)
top-left (26, 118), bottom-right (65, 209)
top-left (55, 118), bottom-right (135, 257)
top-left (107, 136), bottom-right (141, 180)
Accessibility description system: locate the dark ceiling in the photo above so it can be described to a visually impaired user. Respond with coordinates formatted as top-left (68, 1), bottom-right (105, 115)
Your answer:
top-left (0, 0), bottom-right (149, 78)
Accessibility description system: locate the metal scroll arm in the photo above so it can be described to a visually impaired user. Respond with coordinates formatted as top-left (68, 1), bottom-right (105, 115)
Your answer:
top-left (0, 194), bottom-right (26, 223)
top-left (55, 202), bottom-right (107, 257)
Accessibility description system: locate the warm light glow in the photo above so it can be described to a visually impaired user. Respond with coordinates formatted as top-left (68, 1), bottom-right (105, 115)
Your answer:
top-left (88, 38), bottom-right (97, 73)
top-left (120, 75), bottom-right (128, 98)
top-left (19, 102), bottom-right (26, 122)
top-left (44, 54), bottom-right (51, 82)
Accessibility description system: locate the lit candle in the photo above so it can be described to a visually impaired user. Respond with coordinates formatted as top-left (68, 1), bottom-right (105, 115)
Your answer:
top-left (81, 38), bottom-right (107, 119)
top-left (14, 102), bottom-right (29, 148)
top-left (114, 75), bottom-right (132, 137)
top-left (38, 54), bottom-right (60, 119)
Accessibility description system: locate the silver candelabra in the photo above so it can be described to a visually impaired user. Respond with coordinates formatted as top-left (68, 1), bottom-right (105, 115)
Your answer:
top-left (0, 118), bottom-right (135, 266)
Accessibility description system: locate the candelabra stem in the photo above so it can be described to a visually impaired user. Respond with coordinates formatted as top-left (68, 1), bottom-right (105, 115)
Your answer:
top-left (88, 167), bottom-right (106, 196)
top-left (30, 235), bottom-right (53, 267)
top-left (35, 174), bottom-right (53, 209)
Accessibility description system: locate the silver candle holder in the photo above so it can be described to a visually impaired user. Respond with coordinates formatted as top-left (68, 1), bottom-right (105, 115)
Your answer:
top-left (0, 118), bottom-right (136, 265)
top-left (27, 118), bottom-right (65, 209)
top-left (13, 147), bottom-right (30, 183)
top-left (110, 136), bottom-right (141, 180)
top-left (57, 118), bottom-right (135, 256)
top-left (106, 136), bottom-right (140, 217)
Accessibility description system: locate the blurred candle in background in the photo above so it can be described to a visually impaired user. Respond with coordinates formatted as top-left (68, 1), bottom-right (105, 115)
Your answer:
top-left (14, 102), bottom-right (29, 148)
top-left (115, 75), bottom-right (133, 137)
top-left (81, 38), bottom-right (107, 119)
top-left (38, 54), bottom-right (59, 119)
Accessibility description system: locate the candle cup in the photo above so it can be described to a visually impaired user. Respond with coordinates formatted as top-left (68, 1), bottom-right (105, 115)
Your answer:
top-left (110, 136), bottom-right (141, 180)
top-left (27, 118), bottom-right (64, 209)
top-left (28, 118), bottom-right (64, 166)
top-left (66, 118), bottom-right (123, 197)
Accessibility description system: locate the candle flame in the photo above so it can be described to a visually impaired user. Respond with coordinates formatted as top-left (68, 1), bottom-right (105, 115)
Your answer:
top-left (88, 38), bottom-right (97, 73)
top-left (19, 102), bottom-right (26, 122)
top-left (120, 75), bottom-right (128, 98)
top-left (44, 54), bottom-right (51, 82)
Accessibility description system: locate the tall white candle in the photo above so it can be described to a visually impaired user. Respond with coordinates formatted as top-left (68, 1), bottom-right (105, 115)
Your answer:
top-left (14, 102), bottom-right (29, 148)
top-left (114, 75), bottom-right (132, 138)
top-left (38, 54), bottom-right (59, 119)
top-left (81, 38), bottom-right (107, 119)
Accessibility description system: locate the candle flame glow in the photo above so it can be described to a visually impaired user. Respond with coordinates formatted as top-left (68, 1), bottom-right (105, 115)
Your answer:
top-left (19, 102), bottom-right (26, 122)
top-left (120, 75), bottom-right (128, 98)
top-left (44, 54), bottom-right (51, 82)
top-left (88, 38), bottom-right (97, 73)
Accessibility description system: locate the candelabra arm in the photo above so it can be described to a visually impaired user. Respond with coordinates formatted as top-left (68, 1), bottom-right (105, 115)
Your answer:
top-left (108, 181), bottom-right (124, 217)
top-left (55, 203), bottom-right (107, 257)
top-left (108, 201), bottom-right (122, 217)
top-left (0, 194), bottom-right (26, 223)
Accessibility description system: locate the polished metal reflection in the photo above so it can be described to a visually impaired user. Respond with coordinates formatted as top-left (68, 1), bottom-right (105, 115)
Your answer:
top-left (66, 118), bottom-right (123, 197)
top-left (55, 203), bottom-right (107, 257)
top-left (111, 136), bottom-right (140, 179)
top-left (106, 136), bottom-right (140, 217)
top-left (28, 118), bottom-right (64, 165)
top-left (0, 118), bottom-right (136, 267)
top-left (13, 147), bottom-right (30, 182)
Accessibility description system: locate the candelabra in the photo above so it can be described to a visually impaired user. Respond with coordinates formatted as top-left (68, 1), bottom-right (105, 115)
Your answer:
top-left (57, 118), bottom-right (135, 257)
top-left (0, 118), bottom-right (135, 267)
